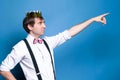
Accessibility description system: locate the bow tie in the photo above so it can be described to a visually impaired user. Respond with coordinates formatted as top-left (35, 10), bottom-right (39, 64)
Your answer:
top-left (33, 38), bottom-right (43, 44)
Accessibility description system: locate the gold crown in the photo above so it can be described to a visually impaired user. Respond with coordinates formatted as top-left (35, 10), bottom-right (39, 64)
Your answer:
top-left (26, 10), bottom-right (42, 18)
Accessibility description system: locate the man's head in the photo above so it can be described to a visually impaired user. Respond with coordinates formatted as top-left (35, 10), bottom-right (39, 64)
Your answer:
top-left (23, 11), bottom-right (46, 37)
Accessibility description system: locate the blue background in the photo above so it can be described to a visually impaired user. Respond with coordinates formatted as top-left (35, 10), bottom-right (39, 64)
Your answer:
top-left (0, 0), bottom-right (120, 80)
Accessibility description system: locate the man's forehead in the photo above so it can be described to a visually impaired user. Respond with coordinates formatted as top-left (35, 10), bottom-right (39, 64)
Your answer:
top-left (35, 18), bottom-right (44, 22)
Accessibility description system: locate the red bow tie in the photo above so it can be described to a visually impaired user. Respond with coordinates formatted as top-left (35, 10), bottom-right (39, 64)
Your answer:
top-left (33, 38), bottom-right (43, 44)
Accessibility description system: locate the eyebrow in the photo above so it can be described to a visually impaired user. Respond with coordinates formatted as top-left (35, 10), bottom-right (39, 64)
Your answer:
top-left (38, 21), bottom-right (45, 24)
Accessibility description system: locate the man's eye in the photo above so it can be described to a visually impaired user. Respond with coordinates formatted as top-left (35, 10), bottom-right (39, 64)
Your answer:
top-left (39, 22), bottom-right (42, 24)
top-left (39, 21), bottom-right (45, 24)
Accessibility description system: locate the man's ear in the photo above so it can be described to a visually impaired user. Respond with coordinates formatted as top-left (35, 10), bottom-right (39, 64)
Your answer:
top-left (28, 24), bottom-right (33, 31)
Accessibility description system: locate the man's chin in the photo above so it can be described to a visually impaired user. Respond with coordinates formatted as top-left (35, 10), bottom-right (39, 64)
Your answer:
top-left (40, 33), bottom-right (44, 36)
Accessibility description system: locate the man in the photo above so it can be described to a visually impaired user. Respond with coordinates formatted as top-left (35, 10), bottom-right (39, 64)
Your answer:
top-left (0, 11), bottom-right (109, 80)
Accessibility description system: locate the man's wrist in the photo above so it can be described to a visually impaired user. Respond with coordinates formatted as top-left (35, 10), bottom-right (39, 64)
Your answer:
top-left (90, 18), bottom-right (95, 22)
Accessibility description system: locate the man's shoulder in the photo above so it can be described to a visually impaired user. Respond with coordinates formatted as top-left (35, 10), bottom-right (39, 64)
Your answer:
top-left (13, 39), bottom-right (26, 49)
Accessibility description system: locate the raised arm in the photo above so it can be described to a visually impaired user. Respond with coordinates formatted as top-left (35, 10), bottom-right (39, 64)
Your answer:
top-left (68, 13), bottom-right (109, 37)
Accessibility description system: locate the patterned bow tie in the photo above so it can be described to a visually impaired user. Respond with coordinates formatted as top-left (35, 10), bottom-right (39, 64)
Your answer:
top-left (33, 38), bottom-right (43, 44)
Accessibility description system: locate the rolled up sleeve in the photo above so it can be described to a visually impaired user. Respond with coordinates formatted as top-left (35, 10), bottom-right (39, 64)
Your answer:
top-left (44, 30), bottom-right (71, 49)
top-left (0, 41), bottom-right (26, 71)
top-left (0, 49), bottom-right (17, 71)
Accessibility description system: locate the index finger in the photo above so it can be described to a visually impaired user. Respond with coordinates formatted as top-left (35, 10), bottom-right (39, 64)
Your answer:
top-left (102, 13), bottom-right (110, 17)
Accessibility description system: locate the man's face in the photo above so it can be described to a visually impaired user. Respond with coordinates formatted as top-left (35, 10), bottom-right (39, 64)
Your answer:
top-left (29, 18), bottom-right (46, 37)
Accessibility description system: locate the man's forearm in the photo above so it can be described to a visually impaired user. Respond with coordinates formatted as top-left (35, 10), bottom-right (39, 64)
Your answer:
top-left (68, 13), bottom-right (109, 37)
top-left (0, 70), bottom-right (16, 80)
top-left (68, 18), bottom-right (94, 37)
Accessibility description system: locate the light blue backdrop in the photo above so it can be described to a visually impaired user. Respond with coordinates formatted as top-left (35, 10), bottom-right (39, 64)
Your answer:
top-left (0, 0), bottom-right (120, 80)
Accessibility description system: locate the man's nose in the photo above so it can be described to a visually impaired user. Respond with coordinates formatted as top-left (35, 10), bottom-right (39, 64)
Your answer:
top-left (43, 23), bottom-right (46, 28)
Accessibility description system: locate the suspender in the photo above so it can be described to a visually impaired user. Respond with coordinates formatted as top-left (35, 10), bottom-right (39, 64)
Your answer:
top-left (23, 39), bottom-right (56, 80)
top-left (23, 39), bottom-right (42, 80)
top-left (43, 39), bottom-right (56, 80)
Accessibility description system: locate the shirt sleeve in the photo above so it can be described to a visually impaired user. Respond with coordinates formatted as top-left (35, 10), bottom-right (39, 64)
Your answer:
top-left (44, 30), bottom-right (71, 49)
top-left (0, 41), bottom-right (26, 71)
top-left (0, 49), bottom-right (17, 71)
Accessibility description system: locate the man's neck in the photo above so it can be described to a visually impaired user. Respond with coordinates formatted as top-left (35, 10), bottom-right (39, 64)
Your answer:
top-left (29, 33), bottom-right (40, 39)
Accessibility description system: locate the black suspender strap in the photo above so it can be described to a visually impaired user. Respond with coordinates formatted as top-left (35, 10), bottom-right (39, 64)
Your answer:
top-left (43, 39), bottom-right (56, 80)
top-left (23, 39), bottom-right (42, 80)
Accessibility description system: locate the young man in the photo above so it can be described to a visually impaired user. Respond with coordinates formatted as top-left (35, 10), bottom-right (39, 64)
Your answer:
top-left (0, 11), bottom-right (109, 80)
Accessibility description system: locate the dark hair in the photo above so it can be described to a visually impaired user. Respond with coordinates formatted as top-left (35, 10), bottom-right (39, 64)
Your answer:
top-left (23, 11), bottom-right (44, 33)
